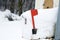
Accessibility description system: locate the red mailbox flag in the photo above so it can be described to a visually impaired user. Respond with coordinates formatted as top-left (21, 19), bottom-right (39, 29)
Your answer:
top-left (31, 9), bottom-right (38, 29)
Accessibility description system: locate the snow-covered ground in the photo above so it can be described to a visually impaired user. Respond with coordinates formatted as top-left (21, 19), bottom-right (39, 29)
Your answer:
top-left (0, 9), bottom-right (27, 40)
top-left (0, 7), bottom-right (58, 40)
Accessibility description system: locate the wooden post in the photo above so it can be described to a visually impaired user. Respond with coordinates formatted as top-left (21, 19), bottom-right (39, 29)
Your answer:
top-left (43, 0), bottom-right (53, 9)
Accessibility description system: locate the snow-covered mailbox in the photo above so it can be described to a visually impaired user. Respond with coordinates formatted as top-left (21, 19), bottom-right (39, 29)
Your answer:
top-left (21, 7), bottom-right (58, 40)
top-left (21, 0), bottom-right (59, 40)
top-left (0, 1), bottom-right (59, 40)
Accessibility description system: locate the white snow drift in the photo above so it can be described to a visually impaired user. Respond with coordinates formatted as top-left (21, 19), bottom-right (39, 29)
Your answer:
top-left (0, 9), bottom-right (26, 40)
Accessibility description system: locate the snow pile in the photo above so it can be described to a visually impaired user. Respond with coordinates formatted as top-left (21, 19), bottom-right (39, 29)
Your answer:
top-left (0, 10), bottom-right (9, 21)
top-left (0, 9), bottom-right (23, 22)
top-left (0, 9), bottom-right (26, 40)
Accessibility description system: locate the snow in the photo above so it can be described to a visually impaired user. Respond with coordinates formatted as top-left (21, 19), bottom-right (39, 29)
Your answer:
top-left (0, 9), bottom-right (26, 40)
top-left (0, 7), bottom-right (58, 40)
top-left (0, 21), bottom-right (23, 40)
top-left (0, 9), bottom-right (23, 22)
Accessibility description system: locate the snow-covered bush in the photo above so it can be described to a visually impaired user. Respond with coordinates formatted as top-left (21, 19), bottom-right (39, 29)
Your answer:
top-left (0, 9), bottom-right (24, 22)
